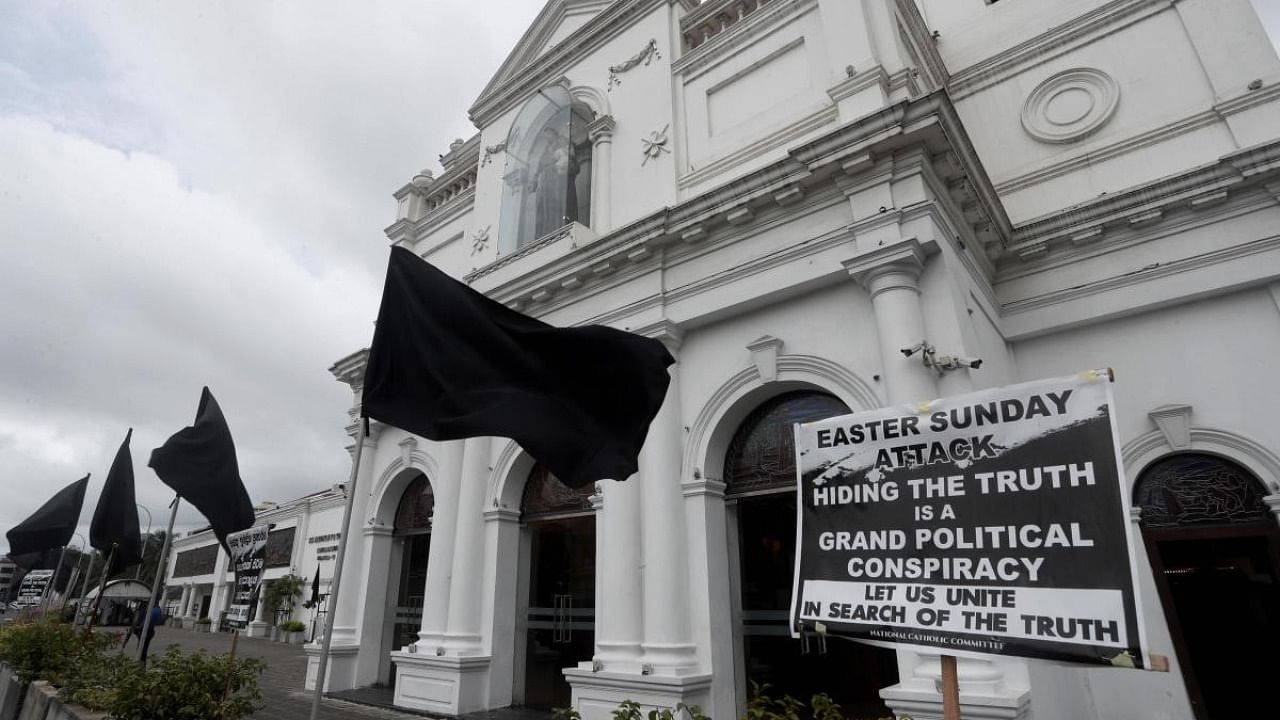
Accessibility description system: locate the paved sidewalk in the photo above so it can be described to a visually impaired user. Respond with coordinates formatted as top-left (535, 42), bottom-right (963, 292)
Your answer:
top-left (147, 626), bottom-right (426, 720)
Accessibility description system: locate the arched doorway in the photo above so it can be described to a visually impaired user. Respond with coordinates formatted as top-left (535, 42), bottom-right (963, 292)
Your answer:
top-left (387, 474), bottom-right (433, 684)
top-left (1135, 454), bottom-right (1280, 719)
top-left (517, 463), bottom-right (596, 710)
top-left (724, 390), bottom-right (897, 718)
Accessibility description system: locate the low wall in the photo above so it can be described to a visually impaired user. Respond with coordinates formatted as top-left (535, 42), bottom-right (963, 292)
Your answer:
top-left (0, 673), bottom-right (104, 720)
top-left (0, 665), bottom-right (22, 720)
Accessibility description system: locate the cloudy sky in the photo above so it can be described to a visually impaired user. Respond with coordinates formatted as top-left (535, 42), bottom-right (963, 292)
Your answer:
top-left (0, 1), bottom-right (543, 553)
top-left (1, 2), bottom-right (1278, 557)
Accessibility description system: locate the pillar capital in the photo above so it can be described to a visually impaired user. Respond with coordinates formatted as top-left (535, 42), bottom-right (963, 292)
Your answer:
top-left (842, 238), bottom-right (933, 298)
top-left (589, 115), bottom-right (617, 143)
top-left (631, 319), bottom-right (684, 354)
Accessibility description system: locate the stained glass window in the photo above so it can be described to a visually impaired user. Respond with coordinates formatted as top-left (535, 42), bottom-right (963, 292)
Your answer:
top-left (724, 391), bottom-right (850, 496)
top-left (522, 463), bottom-right (594, 520)
top-left (1135, 454), bottom-right (1270, 528)
top-left (395, 474), bottom-right (435, 533)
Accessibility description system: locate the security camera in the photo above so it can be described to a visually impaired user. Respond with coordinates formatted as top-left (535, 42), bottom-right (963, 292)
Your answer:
top-left (900, 341), bottom-right (934, 358)
top-left (933, 355), bottom-right (984, 371)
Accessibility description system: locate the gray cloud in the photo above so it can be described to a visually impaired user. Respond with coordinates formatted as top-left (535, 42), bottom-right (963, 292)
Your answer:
top-left (0, 0), bottom-right (540, 552)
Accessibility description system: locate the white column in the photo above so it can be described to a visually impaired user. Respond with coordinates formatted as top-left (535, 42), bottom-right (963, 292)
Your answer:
top-left (847, 240), bottom-right (1021, 711)
top-left (179, 586), bottom-right (191, 619)
top-left (443, 435), bottom-right (492, 655)
top-left (638, 325), bottom-right (697, 673)
top-left (844, 239), bottom-right (937, 406)
top-left (329, 425), bottom-right (381, 646)
top-left (595, 477), bottom-right (643, 671)
top-left (417, 439), bottom-right (465, 649)
top-left (589, 116), bottom-right (615, 234)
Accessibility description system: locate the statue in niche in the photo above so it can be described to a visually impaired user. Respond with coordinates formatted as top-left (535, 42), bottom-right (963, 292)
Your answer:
top-left (527, 126), bottom-right (579, 241)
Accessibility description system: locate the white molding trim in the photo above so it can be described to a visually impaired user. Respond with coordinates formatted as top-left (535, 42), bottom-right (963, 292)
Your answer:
top-left (1019, 67), bottom-right (1120, 145)
top-left (369, 449), bottom-right (440, 525)
top-left (1002, 233), bottom-right (1280, 317)
top-left (487, 439), bottom-right (536, 511)
top-left (673, 0), bottom-right (818, 80)
top-left (683, 354), bottom-right (881, 482)
top-left (1121, 426), bottom-right (1280, 494)
top-left (948, 0), bottom-right (1168, 99)
top-left (995, 109), bottom-right (1219, 194)
top-left (678, 106), bottom-right (838, 190)
top-left (1147, 404), bottom-right (1193, 450)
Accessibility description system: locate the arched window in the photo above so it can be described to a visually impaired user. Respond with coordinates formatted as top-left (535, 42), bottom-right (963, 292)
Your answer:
top-left (723, 390), bottom-right (850, 496)
top-left (394, 474), bottom-right (435, 534)
top-left (521, 463), bottom-right (594, 520)
top-left (499, 85), bottom-right (594, 253)
top-left (1134, 453), bottom-right (1270, 528)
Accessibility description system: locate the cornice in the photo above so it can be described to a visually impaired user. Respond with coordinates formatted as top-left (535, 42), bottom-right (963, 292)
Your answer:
top-left (893, 0), bottom-right (948, 91)
top-left (993, 109), bottom-right (1220, 195)
top-left (329, 349), bottom-right (369, 388)
top-left (677, 105), bottom-right (837, 190)
top-left (947, 0), bottom-right (1168, 100)
top-left (469, 0), bottom-right (671, 128)
top-left (673, 0), bottom-right (818, 79)
top-left (1003, 139), bottom-right (1280, 262)
top-left (392, 188), bottom-right (476, 246)
top-left (1002, 233), bottom-right (1280, 318)
top-left (997, 189), bottom-right (1274, 284)
top-left (463, 92), bottom-right (1007, 314)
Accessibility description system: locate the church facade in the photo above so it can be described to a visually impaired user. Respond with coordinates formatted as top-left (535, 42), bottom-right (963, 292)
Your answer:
top-left (305, 2), bottom-right (1280, 719)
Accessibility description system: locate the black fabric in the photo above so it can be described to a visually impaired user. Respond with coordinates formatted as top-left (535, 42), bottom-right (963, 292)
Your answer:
top-left (309, 565), bottom-right (320, 605)
top-left (362, 247), bottom-right (674, 488)
top-left (149, 387), bottom-right (255, 551)
top-left (90, 430), bottom-right (143, 573)
top-left (6, 475), bottom-right (89, 567)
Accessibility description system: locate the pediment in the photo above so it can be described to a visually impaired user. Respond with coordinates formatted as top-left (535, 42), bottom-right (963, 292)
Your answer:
top-left (477, 0), bottom-right (614, 102)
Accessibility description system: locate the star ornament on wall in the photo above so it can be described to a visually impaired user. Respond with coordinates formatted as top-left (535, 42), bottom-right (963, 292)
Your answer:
top-left (471, 225), bottom-right (491, 255)
top-left (641, 124), bottom-right (671, 166)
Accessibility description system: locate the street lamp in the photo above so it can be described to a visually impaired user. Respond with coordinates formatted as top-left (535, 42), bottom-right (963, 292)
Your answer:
top-left (136, 504), bottom-right (152, 581)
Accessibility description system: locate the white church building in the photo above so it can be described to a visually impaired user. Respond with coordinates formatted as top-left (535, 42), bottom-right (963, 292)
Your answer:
top-left (302, 1), bottom-right (1280, 719)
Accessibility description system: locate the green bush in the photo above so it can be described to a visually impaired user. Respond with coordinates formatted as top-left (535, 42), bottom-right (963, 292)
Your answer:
top-left (195, 616), bottom-right (212, 625)
top-left (0, 617), bottom-right (115, 684)
top-left (57, 652), bottom-right (138, 711)
top-left (104, 646), bottom-right (264, 720)
top-left (279, 620), bottom-right (306, 632)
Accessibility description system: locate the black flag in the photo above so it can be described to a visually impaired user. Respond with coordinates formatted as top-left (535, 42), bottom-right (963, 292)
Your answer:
top-left (309, 565), bottom-right (320, 606)
top-left (90, 430), bottom-right (143, 572)
top-left (362, 247), bottom-right (674, 488)
top-left (149, 387), bottom-right (255, 550)
top-left (6, 475), bottom-right (89, 568)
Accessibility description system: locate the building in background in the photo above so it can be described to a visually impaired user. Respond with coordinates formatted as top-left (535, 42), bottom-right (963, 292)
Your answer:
top-left (302, 1), bottom-right (1280, 719)
top-left (163, 485), bottom-right (346, 639)
top-left (0, 559), bottom-right (17, 605)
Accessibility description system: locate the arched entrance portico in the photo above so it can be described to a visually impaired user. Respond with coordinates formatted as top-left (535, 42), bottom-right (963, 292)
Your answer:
top-left (515, 463), bottom-right (596, 710)
top-left (723, 390), bottom-right (897, 718)
top-left (1135, 453), bottom-right (1280, 720)
top-left (373, 470), bottom-right (434, 687)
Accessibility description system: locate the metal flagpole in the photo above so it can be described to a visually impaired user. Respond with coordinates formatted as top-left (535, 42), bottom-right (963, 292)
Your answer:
top-left (308, 417), bottom-right (369, 720)
top-left (73, 550), bottom-right (97, 625)
top-left (137, 495), bottom-right (180, 663)
top-left (86, 544), bottom-right (117, 633)
top-left (42, 546), bottom-right (69, 612)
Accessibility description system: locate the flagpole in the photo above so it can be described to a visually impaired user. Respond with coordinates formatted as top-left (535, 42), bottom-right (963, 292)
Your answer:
top-left (73, 550), bottom-right (97, 625)
top-left (308, 417), bottom-right (368, 720)
top-left (137, 495), bottom-right (179, 663)
top-left (86, 544), bottom-right (117, 634)
top-left (42, 546), bottom-right (69, 613)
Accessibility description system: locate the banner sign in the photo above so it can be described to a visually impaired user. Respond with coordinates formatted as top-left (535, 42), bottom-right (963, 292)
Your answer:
top-left (790, 370), bottom-right (1151, 668)
top-left (225, 524), bottom-right (270, 630)
top-left (16, 569), bottom-right (54, 606)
